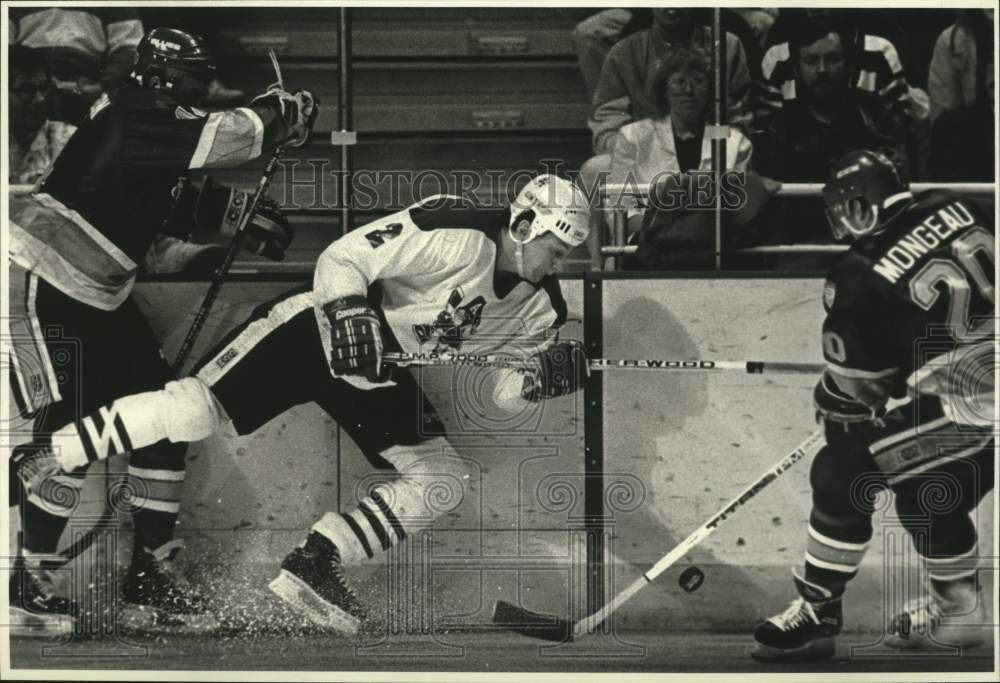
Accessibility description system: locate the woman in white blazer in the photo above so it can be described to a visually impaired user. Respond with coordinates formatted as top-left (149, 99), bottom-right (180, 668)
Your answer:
top-left (609, 45), bottom-right (753, 235)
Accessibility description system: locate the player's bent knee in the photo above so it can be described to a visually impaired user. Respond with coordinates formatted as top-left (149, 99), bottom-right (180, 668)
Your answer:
top-left (113, 377), bottom-right (225, 446)
top-left (161, 377), bottom-right (225, 442)
top-left (383, 437), bottom-right (476, 488)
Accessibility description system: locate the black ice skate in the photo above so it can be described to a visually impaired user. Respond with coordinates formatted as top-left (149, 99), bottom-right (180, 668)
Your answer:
top-left (9, 563), bottom-right (75, 637)
top-left (751, 572), bottom-right (843, 662)
top-left (121, 540), bottom-right (220, 633)
top-left (268, 531), bottom-right (366, 636)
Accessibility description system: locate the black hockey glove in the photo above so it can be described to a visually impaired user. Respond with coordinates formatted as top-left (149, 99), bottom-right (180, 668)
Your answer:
top-left (522, 340), bottom-right (590, 402)
top-left (221, 196), bottom-right (294, 261)
top-left (170, 177), bottom-right (294, 261)
top-left (814, 372), bottom-right (886, 439)
top-left (252, 87), bottom-right (319, 148)
top-left (323, 296), bottom-right (391, 383)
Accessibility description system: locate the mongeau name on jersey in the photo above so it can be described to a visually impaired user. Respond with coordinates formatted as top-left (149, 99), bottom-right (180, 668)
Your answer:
top-left (873, 201), bottom-right (977, 285)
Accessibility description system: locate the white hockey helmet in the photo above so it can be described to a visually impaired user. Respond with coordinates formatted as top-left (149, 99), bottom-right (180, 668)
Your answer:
top-left (509, 175), bottom-right (591, 248)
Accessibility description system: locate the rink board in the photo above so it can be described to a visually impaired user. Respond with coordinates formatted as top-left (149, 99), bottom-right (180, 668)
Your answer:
top-left (10, 277), bottom-right (993, 634)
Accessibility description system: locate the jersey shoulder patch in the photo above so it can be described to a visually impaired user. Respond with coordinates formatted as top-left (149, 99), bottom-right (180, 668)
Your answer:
top-left (827, 250), bottom-right (885, 309)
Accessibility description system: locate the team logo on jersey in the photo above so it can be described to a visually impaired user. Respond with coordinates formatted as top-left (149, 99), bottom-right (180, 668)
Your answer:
top-left (822, 280), bottom-right (837, 310)
top-left (365, 222), bottom-right (403, 248)
top-left (414, 288), bottom-right (487, 352)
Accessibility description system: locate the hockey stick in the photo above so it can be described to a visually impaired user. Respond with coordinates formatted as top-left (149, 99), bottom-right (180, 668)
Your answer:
top-left (170, 50), bottom-right (287, 374)
top-left (169, 144), bottom-right (285, 374)
top-left (492, 429), bottom-right (825, 641)
top-left (385, 351), bottom-right (824, 375)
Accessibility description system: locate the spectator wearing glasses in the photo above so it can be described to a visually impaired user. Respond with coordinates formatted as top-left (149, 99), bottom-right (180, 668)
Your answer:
top-left (609, 45), bottom-right (752, 237)
top-left (8, 45), bottom-right (77, 186)
top-left (577, 8), bottom-right (752, 267)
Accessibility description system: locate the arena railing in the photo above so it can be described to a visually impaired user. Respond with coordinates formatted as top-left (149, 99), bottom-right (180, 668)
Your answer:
top-left (597, 181), bottom-right (996, 269)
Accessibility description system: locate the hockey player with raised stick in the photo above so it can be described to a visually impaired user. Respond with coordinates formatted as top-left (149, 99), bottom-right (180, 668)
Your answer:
top-left (8, 27), bottom-right (313, 635)
top-left (751, 150), bottom-right (995, 661)
top-left (13, 174), bottom-right (593, 636)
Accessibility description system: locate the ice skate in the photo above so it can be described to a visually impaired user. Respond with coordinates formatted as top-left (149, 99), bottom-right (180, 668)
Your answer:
top-left (121, 540), bottom-right (220, 633)
top-left (268, 532), bottom-right (366, 636)
top-left (9, 564), bottom-right (74, 637)
top-left (751, 572), bottom-right (843, 662)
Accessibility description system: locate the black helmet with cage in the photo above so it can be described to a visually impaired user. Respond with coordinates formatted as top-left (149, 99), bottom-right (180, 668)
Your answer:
top-left (821, 149), bottom-right (912, 240)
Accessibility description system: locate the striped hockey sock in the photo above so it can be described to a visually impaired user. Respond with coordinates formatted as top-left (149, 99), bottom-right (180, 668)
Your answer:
top-left (802, 509), bottom-right (872, 598)
top-left (312, 489), bottom-right (407, 565)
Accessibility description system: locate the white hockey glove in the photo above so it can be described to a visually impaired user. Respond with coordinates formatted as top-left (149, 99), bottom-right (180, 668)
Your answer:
top-left (252, 87), bottom-right (319, 148)
top-left (323, 296), bottom-right (392, 383)
top-left (522, 340), bottom-right (590, 402)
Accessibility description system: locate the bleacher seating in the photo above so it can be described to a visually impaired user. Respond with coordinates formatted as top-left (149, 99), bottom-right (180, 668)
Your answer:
top-left (203, 7), bottom-right (596, 270)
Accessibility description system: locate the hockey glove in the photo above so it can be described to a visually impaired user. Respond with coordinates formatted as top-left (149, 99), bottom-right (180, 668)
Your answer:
top-left (323, 296), bottom-right (391, 383)
top-left (170, 177), bottom-right (294, 261)
top-left (522, 340), bottom-right (590, 402)
top-left (253, 87), bottom-right (319, 148)
top-left (814, 372), bottom-right (886, 436)
top-left (220, 196), bottom-right (294, 261)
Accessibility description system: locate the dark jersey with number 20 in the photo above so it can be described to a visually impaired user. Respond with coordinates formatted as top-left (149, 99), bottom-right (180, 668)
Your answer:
top-left (821, 190), bottom-right (995, 409)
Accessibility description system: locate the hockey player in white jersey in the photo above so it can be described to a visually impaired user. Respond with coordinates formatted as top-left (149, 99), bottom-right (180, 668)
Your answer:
top-left (15, 174), bottom-right (593, 635)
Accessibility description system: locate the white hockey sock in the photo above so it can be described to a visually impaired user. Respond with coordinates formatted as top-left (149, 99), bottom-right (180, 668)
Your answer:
top-left (51, 377), bottom-right (225, 471)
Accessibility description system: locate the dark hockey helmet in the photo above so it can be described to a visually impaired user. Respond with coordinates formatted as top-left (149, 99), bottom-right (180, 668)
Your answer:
top-left (131, 28), bottom-right (216, 104)
top-left (821, 149), bottom-right (911, 240)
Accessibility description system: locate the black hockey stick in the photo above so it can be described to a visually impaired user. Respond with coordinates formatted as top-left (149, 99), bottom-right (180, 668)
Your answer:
top-left (170, 49), bottom-right (289, 375)
top-left (169, 144), bottom-right (285, 374)
top-left (492, 430), bottom-right (825, 641)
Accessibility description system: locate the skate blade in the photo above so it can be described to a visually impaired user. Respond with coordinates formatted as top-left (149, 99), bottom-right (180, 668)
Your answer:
top-left (750, 637), bottom-right (836, 662)
top-left (9, 607), bottom-right (73, 638)
top-left (268, 569), bottom-right (360, 636)
top-left (120, 603), bottom-right (221, 635)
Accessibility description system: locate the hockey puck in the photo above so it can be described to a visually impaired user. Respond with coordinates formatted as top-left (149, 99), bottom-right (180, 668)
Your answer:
top-left (679, 567), bottom-right (705, 592)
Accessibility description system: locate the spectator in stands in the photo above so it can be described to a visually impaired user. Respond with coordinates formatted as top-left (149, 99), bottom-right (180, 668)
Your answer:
top-left (928, 8), bottom-right (995, 181)
top-left (587, 9), bottom-right (751, 160)
top-left (572, 9), bottom-right (651, 104)
top-left (754, 10), bottom-right (929, 178)
top-left (8, 46), bottom-right (77, 186)
top-left (609, 46), bottom-right (752, 236)
top-left (754, 13), bottom-right (926, 185)
top-left (577, 8), bottom-right (751, 267)
top-left (10, 7), bottom-right (144, 123)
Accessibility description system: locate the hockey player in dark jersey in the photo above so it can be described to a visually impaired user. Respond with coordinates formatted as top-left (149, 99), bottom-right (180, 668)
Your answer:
top-left (14, 174), bottom-right (593, 637)
top-left (7, 27), bottom-right (315, 635)
top-left (751, 150), bottom-right (995, 661)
